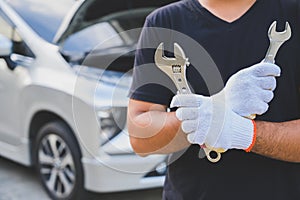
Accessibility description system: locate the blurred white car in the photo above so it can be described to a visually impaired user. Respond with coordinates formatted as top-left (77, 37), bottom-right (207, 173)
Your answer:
top-left (0, 0), bottom-right (175, 199)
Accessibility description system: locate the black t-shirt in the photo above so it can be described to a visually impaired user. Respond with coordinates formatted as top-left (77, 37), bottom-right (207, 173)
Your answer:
top-left (129, 0), bottom-right (300, 199)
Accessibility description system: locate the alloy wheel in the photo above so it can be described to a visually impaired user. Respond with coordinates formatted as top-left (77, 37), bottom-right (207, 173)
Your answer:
top-left (38, 134), bottom-right (76, 199)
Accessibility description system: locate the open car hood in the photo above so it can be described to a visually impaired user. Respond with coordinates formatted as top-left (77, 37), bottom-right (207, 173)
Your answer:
top-left (53, 0), bottom-right (177, 44)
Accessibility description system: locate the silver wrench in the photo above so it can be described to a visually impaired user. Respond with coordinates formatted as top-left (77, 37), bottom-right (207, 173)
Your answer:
top-left (154, 42), bottom-right (225, 163)
top-left (263, 21), bottom-right (291, 64)
top-left (249, 21), bottom-right (292, 119)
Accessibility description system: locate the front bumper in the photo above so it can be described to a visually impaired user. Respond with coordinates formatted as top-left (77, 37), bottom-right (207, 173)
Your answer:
top-left (82, 154), bottom-right (167, 193)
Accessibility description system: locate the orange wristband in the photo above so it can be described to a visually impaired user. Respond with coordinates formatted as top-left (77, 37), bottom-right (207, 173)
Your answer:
top-left (245, 120), bottom-right (257, 152)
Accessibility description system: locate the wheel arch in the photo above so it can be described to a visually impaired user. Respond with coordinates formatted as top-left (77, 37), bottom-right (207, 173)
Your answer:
top-left (29, 110), bottom-right (82, 164)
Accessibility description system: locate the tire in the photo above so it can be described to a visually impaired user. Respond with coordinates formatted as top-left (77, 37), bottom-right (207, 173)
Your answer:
top-left (33, 121), bottom-right (85, 200)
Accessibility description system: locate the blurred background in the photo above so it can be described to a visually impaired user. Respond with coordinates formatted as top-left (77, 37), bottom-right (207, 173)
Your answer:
top-left (0, 156), bottom-right (162, 200)
top-left (0, 0), bottom-right (177, 199)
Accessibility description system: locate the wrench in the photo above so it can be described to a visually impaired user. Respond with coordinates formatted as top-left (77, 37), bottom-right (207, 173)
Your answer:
top-left (249, 21), bottom-right (292, 119)
top-left (263, 21), bottom-right (291, 64)
top-left (154, 42), bottom-right (225, 163)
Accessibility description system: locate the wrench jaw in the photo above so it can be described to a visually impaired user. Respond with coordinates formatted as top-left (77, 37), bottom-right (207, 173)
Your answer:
top-left (154, 43), bottom-right (192, 94)
top-left (154, 43), bottom-right (189, 63)
top-left (263, 21), bottom-right (292, 64)
top-left (268, 21), bottom-right (292, 42)
top-left (154, 43), bottom-right (189, 71)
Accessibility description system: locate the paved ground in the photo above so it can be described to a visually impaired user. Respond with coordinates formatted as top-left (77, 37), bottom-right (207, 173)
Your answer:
top-left (0, 156), bottom-right (163, 200)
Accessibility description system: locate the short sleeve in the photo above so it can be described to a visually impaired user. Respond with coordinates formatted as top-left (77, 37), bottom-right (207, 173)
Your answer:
top-left (128, 16), bottom-right (177, 106)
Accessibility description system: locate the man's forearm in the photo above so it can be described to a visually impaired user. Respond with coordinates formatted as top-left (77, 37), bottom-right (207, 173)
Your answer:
top-left (252, 119), bottom-right (300, 162)
top-left (128, 100), bottom-right (190, 156)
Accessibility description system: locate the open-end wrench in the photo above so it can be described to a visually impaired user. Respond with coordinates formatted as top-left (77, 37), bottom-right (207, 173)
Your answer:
top-left (248, 21), bottom-right (292, 119)
top-left (263, 21), bottom-right (291, 64)
top-left (154, 42), bottom-right (225, 163)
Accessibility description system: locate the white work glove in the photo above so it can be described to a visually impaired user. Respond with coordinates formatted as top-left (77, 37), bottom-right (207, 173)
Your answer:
top-left (224, 62), bottom-right (281, 117)
top-left (171, 94), bottom-right (255, 150)
top-left (171, 62), bottom-right (281, 150)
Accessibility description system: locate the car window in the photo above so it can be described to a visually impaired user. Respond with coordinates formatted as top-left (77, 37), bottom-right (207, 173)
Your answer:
top-left (62, 22), bottom-right (124, 54)
top-left (0, 13), bottom-right (34, 58)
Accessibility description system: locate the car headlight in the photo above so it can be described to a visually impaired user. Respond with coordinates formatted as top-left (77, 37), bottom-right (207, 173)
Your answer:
top-left (97, 107), bottom-right (127, 145)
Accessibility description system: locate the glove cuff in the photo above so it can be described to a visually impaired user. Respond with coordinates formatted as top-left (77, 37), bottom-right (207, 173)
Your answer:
top-left (245, 120), bottom-right (257, 152)
top-left (230, 113), bottom-right (255, 150)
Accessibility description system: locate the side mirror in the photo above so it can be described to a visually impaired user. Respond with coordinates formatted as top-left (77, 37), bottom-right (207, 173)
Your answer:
top-left (0, 34), bottom-right (12, 57)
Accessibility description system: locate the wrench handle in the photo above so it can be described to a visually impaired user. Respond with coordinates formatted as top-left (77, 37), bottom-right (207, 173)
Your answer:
top-left (246, 40), bottom-right (281, 119)
top-left (173, 74), bottom-right (192, 94)
top-left (263, 41), bottom-right (283, 64)
top-left (171, 67), bottom-right (224, 163)
top-left (248, 39), bottom-right (284, 119)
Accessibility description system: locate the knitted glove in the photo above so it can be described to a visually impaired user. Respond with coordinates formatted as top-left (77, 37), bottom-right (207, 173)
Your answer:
top-left (171, 93), bottom-right (255, 150)
top-left (170, 62), bottom-right (280, 150)
top-left (224, 62), bottom-right (281, 117)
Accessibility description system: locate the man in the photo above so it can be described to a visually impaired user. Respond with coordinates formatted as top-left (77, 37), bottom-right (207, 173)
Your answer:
top-left (127, 0), bottom-right (300, 199)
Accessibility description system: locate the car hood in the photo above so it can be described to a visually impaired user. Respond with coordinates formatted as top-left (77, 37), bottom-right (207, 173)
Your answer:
top-left (53, 0), bottom-right (177, 44)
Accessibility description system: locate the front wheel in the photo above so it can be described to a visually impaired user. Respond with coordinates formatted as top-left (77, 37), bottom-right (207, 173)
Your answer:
top-left (34, 121), bottom-right (84, 200)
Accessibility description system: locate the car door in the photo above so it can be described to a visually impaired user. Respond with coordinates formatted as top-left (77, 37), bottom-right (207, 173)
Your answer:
top-left (0, 12), bottom-right (34, 146)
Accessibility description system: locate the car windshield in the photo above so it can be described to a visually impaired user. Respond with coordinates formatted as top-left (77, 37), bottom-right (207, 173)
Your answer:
top-left (7, 0), bottom-right (76, 42)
